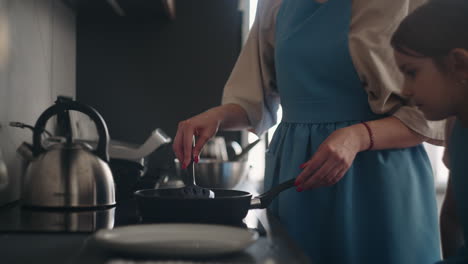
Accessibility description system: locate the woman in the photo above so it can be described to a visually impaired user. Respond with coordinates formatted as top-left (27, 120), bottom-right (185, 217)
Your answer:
top-left (173, 0), bottom-right (445, 263)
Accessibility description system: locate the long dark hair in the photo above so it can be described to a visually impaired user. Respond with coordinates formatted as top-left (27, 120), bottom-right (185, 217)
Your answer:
top-left (391, 0), bottom-right (468, 61)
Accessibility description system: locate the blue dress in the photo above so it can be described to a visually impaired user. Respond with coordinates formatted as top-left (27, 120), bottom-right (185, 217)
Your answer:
top-left (436, 120), bottom-right (468, 264)
top-left (266, 0), bottom-right (441, 263)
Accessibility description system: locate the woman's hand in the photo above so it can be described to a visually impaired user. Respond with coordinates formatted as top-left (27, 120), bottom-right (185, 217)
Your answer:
top-left (293, 117), bottom-right (428, 190)
top-left (173, 109), bottom-right (223, 169)
top-left (294, 125), bottom-right (367, 191)
top-left (173, 104), bottom-right (251, 169)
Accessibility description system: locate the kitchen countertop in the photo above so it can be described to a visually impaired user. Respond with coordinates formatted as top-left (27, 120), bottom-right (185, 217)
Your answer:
top-left (0, 176), bottom-right (312, 264)
top-left (0, 208), bottom-right (311, 264)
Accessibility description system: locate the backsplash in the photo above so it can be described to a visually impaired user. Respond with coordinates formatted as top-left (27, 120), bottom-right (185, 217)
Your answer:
top-left (0, 0), bottom-right (76, 205)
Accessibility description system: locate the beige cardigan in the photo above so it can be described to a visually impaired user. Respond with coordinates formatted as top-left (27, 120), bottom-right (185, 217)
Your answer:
top-left (222, 0), bottom-right (445, 144)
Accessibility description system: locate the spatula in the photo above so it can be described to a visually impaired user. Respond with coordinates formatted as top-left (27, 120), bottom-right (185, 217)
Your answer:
top-left (178, 159), bottom-right (215, 198)
top-left (177, 136), bottom-right (215, 199)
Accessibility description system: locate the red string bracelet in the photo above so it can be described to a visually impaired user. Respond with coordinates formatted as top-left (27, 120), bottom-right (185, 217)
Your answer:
top-left (361, 122), bottom-right (374, 151)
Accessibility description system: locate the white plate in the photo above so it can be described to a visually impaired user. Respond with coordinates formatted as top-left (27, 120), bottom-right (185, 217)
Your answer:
top-left (93, 223), bottom-right (259, 257)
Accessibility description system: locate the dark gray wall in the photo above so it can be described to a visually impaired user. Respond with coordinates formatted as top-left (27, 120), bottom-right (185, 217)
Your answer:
top-left (76, 0), bottom-right (242, 144)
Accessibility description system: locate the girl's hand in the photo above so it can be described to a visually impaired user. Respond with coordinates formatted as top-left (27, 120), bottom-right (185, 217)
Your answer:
top-left (294, 125), bottom-right (367, 190)
top-left (173, 109), bottom-right (222, 169)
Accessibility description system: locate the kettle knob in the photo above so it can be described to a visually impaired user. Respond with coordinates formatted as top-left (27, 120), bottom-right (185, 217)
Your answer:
top-left (32, 100), bottom-right (110, 162)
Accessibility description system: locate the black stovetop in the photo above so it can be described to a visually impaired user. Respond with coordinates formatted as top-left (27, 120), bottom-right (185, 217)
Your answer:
top-left (0, 198), bottom-right (260, 233)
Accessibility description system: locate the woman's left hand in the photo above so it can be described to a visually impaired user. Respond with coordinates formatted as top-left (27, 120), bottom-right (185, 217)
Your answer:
top-left (294, 125), bottom-right (366, 191)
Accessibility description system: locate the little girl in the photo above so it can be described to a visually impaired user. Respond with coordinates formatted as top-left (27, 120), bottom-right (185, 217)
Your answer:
top-left (391, 0), bottom-right (468, 263)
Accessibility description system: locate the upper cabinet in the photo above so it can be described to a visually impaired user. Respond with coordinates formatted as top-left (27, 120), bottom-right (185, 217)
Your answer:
top-left (62, 0), bottom-right (176, 21)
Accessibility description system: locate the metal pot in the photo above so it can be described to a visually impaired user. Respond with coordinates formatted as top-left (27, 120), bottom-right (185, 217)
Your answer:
top-left (174, 158), bottom-right (250, 189)
top-left (200, 137), bottom-right (228, 161)
top-left (22, 100), bottom-right (115, 208)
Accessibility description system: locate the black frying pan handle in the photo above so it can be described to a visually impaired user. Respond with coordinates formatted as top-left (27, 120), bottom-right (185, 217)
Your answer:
top-left (250, 178), bottom-right (296, 209)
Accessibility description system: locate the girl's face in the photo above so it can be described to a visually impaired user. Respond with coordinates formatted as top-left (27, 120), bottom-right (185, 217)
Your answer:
top-left (394, 49), bottom-right (467, 121)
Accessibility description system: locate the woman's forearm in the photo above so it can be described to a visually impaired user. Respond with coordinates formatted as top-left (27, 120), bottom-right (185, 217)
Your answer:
top-left (212, 103), bottom-right (251, 131)
top-left (346, 116), bottom-right (426, 152)
top-left (217, 109), bottom-right (427, 150)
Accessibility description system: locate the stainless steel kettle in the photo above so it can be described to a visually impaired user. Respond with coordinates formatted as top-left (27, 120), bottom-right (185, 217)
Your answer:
top-left (0, 147), bottom-right (9, 203)
top-left (22, 100), bottom-right (115, 208)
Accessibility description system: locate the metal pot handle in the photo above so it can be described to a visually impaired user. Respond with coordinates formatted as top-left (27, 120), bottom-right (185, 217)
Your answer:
top-left (32, 100), bottom-right (110, 162)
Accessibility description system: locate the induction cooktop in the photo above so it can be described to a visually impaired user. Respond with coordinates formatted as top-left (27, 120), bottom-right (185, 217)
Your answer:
top-left (0, 198), bottom-right (263, 234)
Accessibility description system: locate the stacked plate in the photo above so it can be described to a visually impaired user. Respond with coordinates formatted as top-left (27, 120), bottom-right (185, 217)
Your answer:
top-left (93, 223), bottom-right (259, 258)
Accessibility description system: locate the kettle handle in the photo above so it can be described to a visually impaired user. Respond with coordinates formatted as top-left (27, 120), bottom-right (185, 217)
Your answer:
top-left (32, 100), bottom-right (110, 162)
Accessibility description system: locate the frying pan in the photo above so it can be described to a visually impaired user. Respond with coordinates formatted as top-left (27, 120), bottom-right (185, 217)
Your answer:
top-left (134, 179), bottom-right (295, 224)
